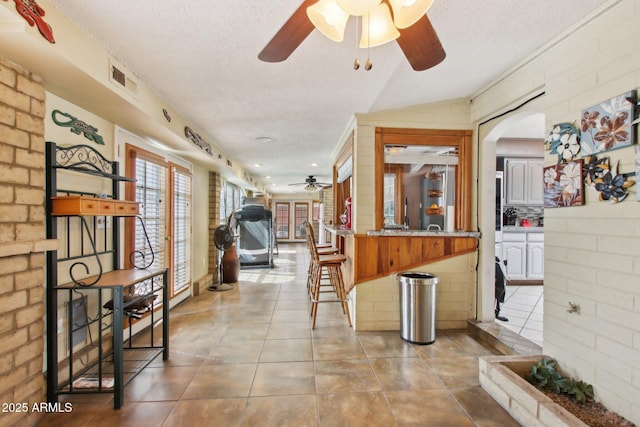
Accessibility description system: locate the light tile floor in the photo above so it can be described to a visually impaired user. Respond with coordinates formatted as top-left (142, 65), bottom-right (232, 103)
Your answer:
top-left (495, 285), bottom-right (544, 347)
top-left (35, 243), bottom-right (520, 426)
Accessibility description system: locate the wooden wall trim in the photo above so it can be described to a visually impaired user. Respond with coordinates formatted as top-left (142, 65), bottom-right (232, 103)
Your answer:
top-left (374, 127), bottom-right (473, 231)
top-left (351, 234), bottom-right (478, 287)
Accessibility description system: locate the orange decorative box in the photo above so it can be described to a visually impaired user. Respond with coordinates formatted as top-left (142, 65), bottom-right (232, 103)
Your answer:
top-left (51, 196), bottom-right (139, 216)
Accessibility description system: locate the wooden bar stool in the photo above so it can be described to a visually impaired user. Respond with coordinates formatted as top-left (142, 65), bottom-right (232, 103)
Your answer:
top-left (303, 222), bottom-right (338, 292)
top-left (303, 221), bottom-right (351, 329)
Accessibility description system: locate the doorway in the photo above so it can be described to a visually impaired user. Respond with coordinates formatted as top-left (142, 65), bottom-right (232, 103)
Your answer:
top-left (479, 111), bottom-right (545, 348)
top-left (274, 200), bottom-right (313, 242)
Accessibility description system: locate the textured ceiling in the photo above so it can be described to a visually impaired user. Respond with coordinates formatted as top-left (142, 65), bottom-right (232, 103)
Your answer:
top-left (48, 0), bottom-right (610, 193)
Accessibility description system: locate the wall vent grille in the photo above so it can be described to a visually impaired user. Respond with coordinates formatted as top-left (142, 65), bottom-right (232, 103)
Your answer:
top-left (109, 59), bottom-right (139, 98)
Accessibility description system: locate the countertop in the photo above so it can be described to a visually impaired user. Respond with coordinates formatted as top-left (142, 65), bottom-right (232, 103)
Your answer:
top-left (324, 224), bottom-right (354, 235)
top-left (503, 226), bottom-right (544, 232)
top-left (366, 229), bottom-right (481, 238)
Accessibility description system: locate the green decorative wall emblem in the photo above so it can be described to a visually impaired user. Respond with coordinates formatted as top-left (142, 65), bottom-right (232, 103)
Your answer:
top-left (51, 110), bottom-right (105, 145)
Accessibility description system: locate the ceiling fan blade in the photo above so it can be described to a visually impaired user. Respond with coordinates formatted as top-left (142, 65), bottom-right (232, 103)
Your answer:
top-left (258, 0), bottom-right (317, 63)
top-left (396, 14), bottom-right (446, 71)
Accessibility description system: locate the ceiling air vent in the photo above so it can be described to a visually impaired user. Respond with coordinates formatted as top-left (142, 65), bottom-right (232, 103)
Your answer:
top-left (109, 59), bottom-right (139, 99)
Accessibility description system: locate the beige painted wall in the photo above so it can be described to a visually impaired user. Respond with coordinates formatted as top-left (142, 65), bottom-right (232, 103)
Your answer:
top-left (192, 163), bottom-right (210, 280)
top-left (471, 0), bottom-right (639, 422)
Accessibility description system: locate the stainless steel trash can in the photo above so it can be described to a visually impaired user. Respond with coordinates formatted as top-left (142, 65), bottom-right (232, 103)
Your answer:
top-left (398, 272), bottom-right (439, 344)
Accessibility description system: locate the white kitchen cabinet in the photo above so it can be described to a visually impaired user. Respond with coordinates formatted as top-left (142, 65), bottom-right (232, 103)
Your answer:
top-left (505, 158), bottom-right (543, 205)
top-left (503, 241), bottom-right (526, 280)
top-left (527, 242), bottom-right (544, 279)
top-left (502, 230), bottom-right (544, 281)
top-left (526, 232), bottom-right (544, 280)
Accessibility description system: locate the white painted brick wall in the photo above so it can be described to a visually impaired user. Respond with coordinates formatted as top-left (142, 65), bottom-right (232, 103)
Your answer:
top-left (473, 1), bottom-right (640, 423)
top-left (354, 253), bottom-right (476, 331)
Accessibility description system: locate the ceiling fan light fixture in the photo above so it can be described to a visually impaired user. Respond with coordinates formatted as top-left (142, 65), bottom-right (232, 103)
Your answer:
top-left (389, 0), bottom-right (434, 29)
top-left (304, 184), bottom-right (319, 192)
top-left (307, 0), bottom-right (350, 42)
top-left (359, 3), bottom-right (400, 48)
top-left (336, 0), bottom-right (381, 16)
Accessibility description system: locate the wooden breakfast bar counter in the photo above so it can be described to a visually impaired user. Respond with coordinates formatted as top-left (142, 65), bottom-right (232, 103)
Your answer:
top-left (326, 225), bottom-right (480, 294)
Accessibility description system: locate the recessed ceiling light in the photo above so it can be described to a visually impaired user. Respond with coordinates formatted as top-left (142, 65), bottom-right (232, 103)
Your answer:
top-left (266, 176), bottom-right (271, 179)
top-left (256, 136), bottom-right (273, 143)
top-left (311, 163), bottom-right (318, 167)
top-left (254, 163), bottom-right (261, 167)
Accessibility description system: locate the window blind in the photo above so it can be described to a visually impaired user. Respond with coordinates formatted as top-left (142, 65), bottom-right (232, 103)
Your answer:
top-left (172, 167), bottom-right (191, 294)
top-left (135, 157), bottom-right (166, 270)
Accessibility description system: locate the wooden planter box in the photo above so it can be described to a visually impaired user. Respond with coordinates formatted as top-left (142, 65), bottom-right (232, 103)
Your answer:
top-left (479, 355), bottom-right (588, 427)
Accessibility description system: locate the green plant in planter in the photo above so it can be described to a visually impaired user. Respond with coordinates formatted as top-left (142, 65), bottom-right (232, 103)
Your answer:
top-left (527, 357), bottom-right (594, 404)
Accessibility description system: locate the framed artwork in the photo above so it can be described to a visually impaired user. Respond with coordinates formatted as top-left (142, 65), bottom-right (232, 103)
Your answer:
top-left (580, 90), bottom-right (636, 155)
top-left (543, 160), bottom-right (584, 208)
top-left (635, 145), bottom-right (640, 202)
top-left (545, 122), bottom-right (581, 162)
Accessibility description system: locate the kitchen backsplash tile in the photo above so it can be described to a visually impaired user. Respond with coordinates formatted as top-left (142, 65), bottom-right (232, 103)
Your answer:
top-left (503, 205), bottom-right (543, 226)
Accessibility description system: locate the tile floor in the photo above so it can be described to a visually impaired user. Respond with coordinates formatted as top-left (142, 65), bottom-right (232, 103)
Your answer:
top-left (495, 285), bottom-right (544, 347)
top-left (36, 243), bottom-right (520, 427)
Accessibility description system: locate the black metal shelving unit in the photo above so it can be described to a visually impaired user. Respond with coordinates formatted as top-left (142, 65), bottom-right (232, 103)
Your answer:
top-left (45, 142), bottom-right (169, 409)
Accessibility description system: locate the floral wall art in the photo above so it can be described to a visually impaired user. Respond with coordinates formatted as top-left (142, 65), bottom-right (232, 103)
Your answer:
top-left (544, 90), bottom-right (638, 206)
top-left (543, 160), bottom-right (584, 208)
top-left (580, 90), bottom-right (636, 155)
top-left (545, 122), bottom-right (581, 162)
top-left (581, 153), bottom-right (635, 203)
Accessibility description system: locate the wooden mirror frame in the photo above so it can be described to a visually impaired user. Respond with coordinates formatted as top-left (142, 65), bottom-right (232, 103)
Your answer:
top-left (374, 127), bottom-right (473, 231)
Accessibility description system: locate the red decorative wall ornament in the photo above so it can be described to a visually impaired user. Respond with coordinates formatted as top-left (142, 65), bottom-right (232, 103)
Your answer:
top-left (4, 0), bottom-right (55, 43)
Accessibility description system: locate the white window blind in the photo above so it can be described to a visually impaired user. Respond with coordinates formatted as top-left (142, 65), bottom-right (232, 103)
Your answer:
top-left (172, 167), bottom-right (191, 294)
top-left (220, 181), bottom-right (243, 223)
top-left (134, 157), bottom-right (166, 271)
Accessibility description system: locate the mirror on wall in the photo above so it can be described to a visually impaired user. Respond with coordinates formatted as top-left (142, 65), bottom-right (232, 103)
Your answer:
top-left (383, 145), bottom-right (458, 230)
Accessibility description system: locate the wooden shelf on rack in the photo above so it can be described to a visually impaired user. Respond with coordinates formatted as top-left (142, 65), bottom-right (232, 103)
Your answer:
top-left (51, 196), bottom-right (139, 216)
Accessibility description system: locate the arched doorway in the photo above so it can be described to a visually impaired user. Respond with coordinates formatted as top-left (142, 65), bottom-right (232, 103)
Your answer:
top-left (477, 111), bottom-right (545, 346)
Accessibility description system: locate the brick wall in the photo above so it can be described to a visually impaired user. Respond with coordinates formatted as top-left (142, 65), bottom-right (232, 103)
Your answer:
top-left (470, 1), bottom-right (640, 423)
top-left (0, 57), bottom-right (55, 427)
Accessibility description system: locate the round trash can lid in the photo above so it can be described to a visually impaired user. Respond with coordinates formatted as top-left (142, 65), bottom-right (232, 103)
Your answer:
top-left (397, 271), bottom-right (439, 285)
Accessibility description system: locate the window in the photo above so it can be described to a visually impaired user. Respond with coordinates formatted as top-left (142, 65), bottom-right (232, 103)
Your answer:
top-left (130, 151), bottom-right (166, 271)
top-left (294, 202), bottom-right (309, 240)
top-left (383, 165), bottom-right (404, 226)
top-left (125, 144), bottom-right (193, 298)
top-left (274, 202), bottom-right (290, 239)
top-left (220, 181), bottom-right (243, 223)
top-left (170, 165), bottom-right (191, 295)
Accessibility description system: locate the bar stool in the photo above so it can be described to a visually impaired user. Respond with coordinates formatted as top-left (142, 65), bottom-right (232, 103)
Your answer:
top-left (303, 221), bottom-right (351, 329)
top-left (303, 222), bottom-right (338, 291)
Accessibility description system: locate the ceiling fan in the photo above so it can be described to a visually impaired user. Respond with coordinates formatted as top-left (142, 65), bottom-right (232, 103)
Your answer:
top-left (258, 0), bottom-right (446, 71)
top-left (289, 175), bottom-right (332, 192)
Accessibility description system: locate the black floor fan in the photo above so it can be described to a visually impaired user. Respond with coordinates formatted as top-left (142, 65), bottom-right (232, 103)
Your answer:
top-left (208, 224), bottom-right (235, 292)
